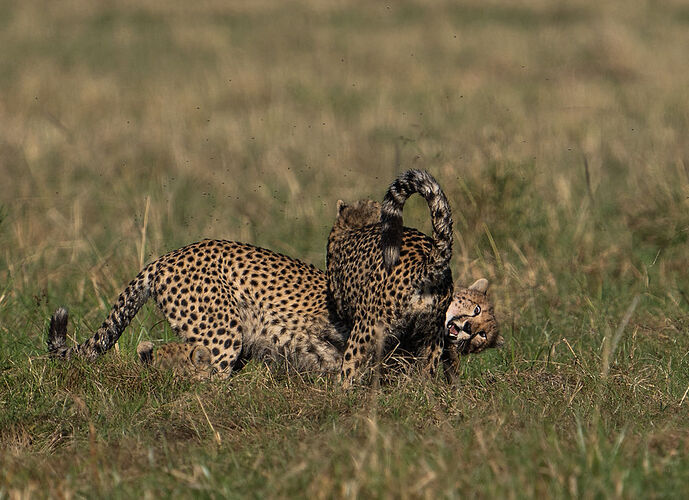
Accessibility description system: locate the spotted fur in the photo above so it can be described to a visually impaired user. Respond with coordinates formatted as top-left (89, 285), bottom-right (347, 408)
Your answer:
top-left (327, 170), bottom-right (455, 386)
top-left (135, 276), bottom-right (503, 382)
top-left (48, 240), bottom-right (347, 377)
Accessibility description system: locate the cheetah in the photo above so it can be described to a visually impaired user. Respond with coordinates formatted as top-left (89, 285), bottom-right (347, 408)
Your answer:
top-left (324, 194), bottom-right (503, 383)
top-left (47, 240), bottom-right (348, 377)
top-left (327, 169), bottom-right (456, 386)
top-left (441, 278), bottom-right (503, 382)
top-left (133, 275), bottom-right (502, 382)
top-left (47, 205), bottom-right (501, 383)
top-left (136, 341), bottom-right (216, 380)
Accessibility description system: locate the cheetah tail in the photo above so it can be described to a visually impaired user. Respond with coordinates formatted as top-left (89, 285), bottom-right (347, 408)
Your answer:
top-left (47, 266), bottom-right (153, 361)
top-left (47, 307), bottom-right (69, 356)
top-left (380, 169), bottom-right (453, 275)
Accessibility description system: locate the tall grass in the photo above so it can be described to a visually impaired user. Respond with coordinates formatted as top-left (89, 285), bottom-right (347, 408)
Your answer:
top-left (1, 0), bottom-right (688, 497)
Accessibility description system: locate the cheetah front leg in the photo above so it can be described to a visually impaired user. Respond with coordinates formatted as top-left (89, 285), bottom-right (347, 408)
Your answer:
top-left (441, 343), bottom-right (461, 384)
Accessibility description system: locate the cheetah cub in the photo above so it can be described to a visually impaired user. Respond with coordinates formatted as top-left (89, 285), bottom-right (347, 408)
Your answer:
top-left (327, 169), bottom-right (455, 386)
top-left (136, 341), bottom-right (216, 380)
top-left (48, 241), bottom-right (348, 377)
top-left (441, 278), bottom-right (503, 382)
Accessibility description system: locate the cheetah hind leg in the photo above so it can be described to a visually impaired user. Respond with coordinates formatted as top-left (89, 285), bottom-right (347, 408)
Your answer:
top-left (166, 285), bottom-right (245, 378)
top-left (420, 330), bottom-right (444, 379)
top-left (339, 321), bottom-right (384, 388)
top-left (282, 317), bottom-right (345, 375)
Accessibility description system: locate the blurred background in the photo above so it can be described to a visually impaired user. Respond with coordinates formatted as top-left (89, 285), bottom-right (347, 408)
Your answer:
top-left (1, 0), bottom-right (688, 495)
top-left (2, 0), bottom-right (688, 315)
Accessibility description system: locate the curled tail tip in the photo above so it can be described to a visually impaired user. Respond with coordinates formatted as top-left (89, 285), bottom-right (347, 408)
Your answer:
top-left (400, 168), bottom-right (436, 186)
top-left (48, 307), bottom-right (69, 354)
top-left (400, 168), bottom-right (427, 178)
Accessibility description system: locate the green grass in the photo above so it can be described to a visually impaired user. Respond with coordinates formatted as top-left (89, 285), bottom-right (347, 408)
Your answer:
top-left (1, 0), bottom-right (689, 497)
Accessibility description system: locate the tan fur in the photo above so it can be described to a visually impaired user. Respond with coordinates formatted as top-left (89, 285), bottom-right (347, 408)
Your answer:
top-left (442, 279), bottom-right (503, 382)
top-left (137, 341), bottom-right (216, 380)
top-left (327, 170), bottom-right (455, 387)
top-left (135, 277), bottom-right (503, 383)
top-left (48, 240), bottom-right (348, 377)
top-left (48, 200), bottom-right (500, 384)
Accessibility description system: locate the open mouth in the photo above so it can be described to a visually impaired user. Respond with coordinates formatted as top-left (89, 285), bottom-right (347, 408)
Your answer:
top-left (446, 317), bottom-right (472, 351)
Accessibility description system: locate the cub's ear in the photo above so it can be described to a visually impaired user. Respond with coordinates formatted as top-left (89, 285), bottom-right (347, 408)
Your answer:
top-left (336, 199), bottom-right (348, 215)
top-left (468, 278), bottom-right (489, 294)
top-left (191, 345), bottom-right (212, 368)
top-left (136, 341), bottom-right (154, 364)
top-left (495, 335), bottom-right (505, 348)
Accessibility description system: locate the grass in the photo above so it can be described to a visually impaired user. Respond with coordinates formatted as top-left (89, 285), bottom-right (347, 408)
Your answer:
top-left (1, 0), bottom-right (688, 497)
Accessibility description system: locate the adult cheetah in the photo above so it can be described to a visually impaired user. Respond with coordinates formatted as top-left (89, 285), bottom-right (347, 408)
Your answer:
top-left (327, 170), bottom-right (457, 386)
top-left (48, 240), bottom-right (348, 377)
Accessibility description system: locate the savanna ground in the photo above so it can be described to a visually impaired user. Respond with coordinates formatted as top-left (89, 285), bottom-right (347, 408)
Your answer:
top-left (1, 0), bottom-right (688, 497)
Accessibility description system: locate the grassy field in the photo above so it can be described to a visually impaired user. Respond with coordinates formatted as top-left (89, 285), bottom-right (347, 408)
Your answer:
top-left (1, 0), bottom-right (689, 497)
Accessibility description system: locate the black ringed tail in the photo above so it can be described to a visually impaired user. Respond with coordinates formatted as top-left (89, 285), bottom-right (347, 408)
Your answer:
top-left (380, 169), bottom-right (453, 280)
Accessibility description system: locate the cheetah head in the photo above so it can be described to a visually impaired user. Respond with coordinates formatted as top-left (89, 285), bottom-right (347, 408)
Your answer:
top-left (444, 278), bottom-right (503, 354)
top-left (137, 341), bottom-right (216, 380)
top-left (335, 199), bottom-right (382, 230)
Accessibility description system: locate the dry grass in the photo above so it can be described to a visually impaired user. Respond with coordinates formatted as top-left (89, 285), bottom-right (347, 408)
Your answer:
top-left (1, 0), bottom-right (689, 497)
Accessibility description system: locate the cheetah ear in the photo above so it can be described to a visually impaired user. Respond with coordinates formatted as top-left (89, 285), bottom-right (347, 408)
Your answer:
top-left (468, 278), bottom-right (489, 294)
top-left (191, 345), bottom-right (212, 368)
top-left (336, 199), bottom-right (348, 215)
top-left (136, 341), bottom-right (154, 364)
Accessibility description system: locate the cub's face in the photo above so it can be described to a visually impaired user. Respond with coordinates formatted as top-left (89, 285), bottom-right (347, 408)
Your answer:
top-left (137, 341), bottom-right (216, 379)
top-left (445, 278), bottom-right (503, 354)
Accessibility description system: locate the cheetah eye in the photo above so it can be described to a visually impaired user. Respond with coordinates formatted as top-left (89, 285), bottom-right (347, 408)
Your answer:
top-left (478, 331), bottom-right (487, 339)
top-left (473, 305), bottom-right (481, 315)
